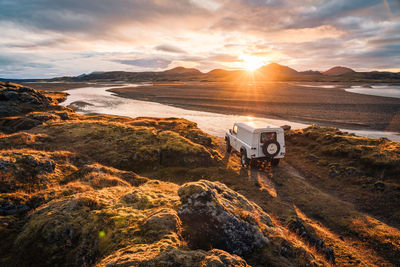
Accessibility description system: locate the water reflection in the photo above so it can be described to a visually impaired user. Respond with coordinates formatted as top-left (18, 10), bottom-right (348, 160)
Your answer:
top-left (345, 85), bottom-right (400, 99)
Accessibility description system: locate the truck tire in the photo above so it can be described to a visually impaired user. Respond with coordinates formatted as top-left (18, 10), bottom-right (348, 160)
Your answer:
top-left (271, 158), bottom-right (280, 167)
top-left (240, 149), bottom-right (249, 168)
top-left (226, 137), bottom-right (232, 153)
top-left (262, 140), bottom-right (280, 158)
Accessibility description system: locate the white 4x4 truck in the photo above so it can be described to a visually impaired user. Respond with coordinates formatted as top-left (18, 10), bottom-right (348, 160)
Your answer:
top-left (225, 122), bottom-right (286, 167)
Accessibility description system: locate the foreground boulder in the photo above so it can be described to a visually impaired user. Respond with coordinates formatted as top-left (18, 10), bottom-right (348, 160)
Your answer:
top-left (99, 244), bottom-right (249, 267)
top-left (178, 180), bottom-right (272, 256)
top-left (0, 82), bottom-right (51, 117)
top-left (0, 81), bottom-right (69, 133)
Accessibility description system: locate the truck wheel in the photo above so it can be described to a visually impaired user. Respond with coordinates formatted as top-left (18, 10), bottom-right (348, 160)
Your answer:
top-left (240, 149), bottom-right (249, 168)
top-left (262, 140), bottom-right (280, 158)
top-left (226, 137), bottom-right (232, 153)
top-left (271, 158), bottom-right (280, 167)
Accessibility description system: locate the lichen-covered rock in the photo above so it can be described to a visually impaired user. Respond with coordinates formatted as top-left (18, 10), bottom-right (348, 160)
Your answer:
top-left (27, 112), bottom-right (60, 122)
top-left (98, 243), bottom-right (249, 267)
top-left (0, 82), bottom-right (52, 117)
top-left (0, 202), bottom-right (29, 216)
top-left (143, 208), bottom-right (182, 236)
top-left (178, 180), bottom-right (272, 256)
top-left (0, 82), bottom-right (70, 133)
top-left (76, 163), bottom-right (148, 188)
top-left (13, 190), bottom-right (112, 266)
top-left (0, 150), bottom-right (79, 193)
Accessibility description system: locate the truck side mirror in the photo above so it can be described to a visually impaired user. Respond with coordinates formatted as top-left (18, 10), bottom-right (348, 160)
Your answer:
top-left (229, 129), bottom-right (232, 134)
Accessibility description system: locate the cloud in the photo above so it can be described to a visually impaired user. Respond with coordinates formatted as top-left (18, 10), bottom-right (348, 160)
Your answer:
top-left (0, 0), bottom-right (209, 36)
top-left (113, 58), bottom-right (171, 69)
top-left (208, 54), bottom-right (239, 62)
top-left (273, 25), bottom-right (345, 43)
top-left (155, 44), bottom-right (187, 54)
top-left (0, 0), bottom-right (399, 77)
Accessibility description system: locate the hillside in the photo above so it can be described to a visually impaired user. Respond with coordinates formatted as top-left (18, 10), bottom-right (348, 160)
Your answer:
top-left (1, 81), bottom-right (400, 266)
top-left (163, 67), bottom-right (202, 75)
top-left (323, 66), bottom-right (355, 76)
top-left (257, 63), bottom-right (299, 77)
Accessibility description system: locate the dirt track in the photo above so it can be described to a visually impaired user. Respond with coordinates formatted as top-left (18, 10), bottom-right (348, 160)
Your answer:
top-left (215, 137), bottom-right (400, 266)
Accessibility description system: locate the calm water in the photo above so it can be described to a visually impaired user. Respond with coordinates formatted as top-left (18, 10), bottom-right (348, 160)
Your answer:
top-left (61, 84), bottom-right (400, 141)
top-left (345, 85), bottom-right (400, 99)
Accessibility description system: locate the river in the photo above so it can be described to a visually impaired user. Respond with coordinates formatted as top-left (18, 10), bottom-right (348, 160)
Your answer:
top-left (61, 84), bottom-right (400, 141)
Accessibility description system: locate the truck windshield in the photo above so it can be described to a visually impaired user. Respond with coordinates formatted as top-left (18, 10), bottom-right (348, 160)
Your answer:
top-left (260, 132), bottom-right (276, 143)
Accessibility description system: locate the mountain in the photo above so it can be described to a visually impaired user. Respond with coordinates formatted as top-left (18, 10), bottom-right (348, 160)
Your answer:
top-left (207, 69), bottom-right (231, 76)
top-left (300, 70), bottom-right (323, 76)
top-left (163, 67), bottom-right (202, 75)
top-left (323, 66), bottom-right (355, 76)
top-left (257, 63), bottom-right (299, 77)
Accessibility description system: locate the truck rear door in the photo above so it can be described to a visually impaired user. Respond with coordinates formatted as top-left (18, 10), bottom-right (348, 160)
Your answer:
top-left (231, 124), bottom-right (238, 150)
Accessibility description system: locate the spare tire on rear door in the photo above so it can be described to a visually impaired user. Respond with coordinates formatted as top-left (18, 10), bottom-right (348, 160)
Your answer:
top-left (262, 140), bottom-right (280, 158)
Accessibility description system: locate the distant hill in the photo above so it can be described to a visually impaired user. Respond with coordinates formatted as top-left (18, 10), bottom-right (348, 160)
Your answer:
top-left (207, 69), bottom-right (231, 76)
top-left (323, 66), bottom-right (355, 76)
top-left (163, 67), bottom-right (202, 75)
top-left (257, 63), bottom-right (299, 77)
top-left (300, 70), bottom-right (323, 76)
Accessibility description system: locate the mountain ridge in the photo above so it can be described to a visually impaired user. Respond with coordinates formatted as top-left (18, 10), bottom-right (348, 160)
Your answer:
top-left (2, 63), bottom-right (399, 83)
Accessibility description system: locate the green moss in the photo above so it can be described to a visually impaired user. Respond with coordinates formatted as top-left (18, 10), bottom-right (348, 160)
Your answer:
top-left (287, 126), bottom-right (400, 179)
top-left (28, 119), bottom-right (220, 172)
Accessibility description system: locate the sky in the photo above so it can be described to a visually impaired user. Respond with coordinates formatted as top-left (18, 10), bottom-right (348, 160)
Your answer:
top-left (0, 0), bottom-right (400, 78)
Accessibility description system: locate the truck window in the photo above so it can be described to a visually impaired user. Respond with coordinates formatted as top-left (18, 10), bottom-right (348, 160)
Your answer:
top-left (260, 132), bottom-right (276, 143)
top-left (233, 125), bottom-right (238, 134)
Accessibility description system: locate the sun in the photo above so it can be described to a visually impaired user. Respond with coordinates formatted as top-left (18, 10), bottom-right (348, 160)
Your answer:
top-left (240, 54), bottom-right (266, 71)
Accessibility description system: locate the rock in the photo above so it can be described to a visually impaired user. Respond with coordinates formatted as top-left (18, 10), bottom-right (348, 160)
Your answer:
top-left (279, 240), bottom-right (296, 258)
top-left (0, 83), bottom-right (52, 117)
top-left (27, 112), bottom-right (59, 122)
top-left (0, 158), bottom-right (15, 173)
top-left (202, 249), bottom-right (249, 266)
top-left (57, 112), bottom-right (70, 120)
top-left (99, 244), bottom-right (249, 267)
top-left (0, 117), bottom-right (43, 133)
top-left (3, 90), bottom-right (19, 100)
top-left (344, 167), bottom-right (361, 176)
top-left (178, 180), bottom-right (271, 256)
top-left (143, 208), bottom-right (182, 235)
top-left (0, 203), bottom-right (30, 216)
top-left (307, 154), bottom-right (319, 162)
top-left (329, 170), bottom-right (339, 178)
top-left (374, 181), bottom-right (385, 191)
top-left (317, 159), bottom-right (329, 166)
top-left (67, 101), bottom-right (94, 111)
top-left (23, 155), bottom-right (56, 173)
